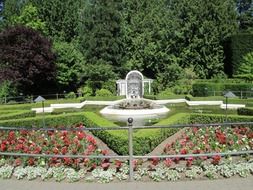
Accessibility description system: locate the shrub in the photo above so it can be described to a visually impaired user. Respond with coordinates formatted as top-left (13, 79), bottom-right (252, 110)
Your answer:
top-left (95, 89), bottom-right (113, 97)
top-left (234, 52), bottom-right (253, 81)
top-left (78, 86), bottom-right (93, 97)
top-left (0, 81), bottom-right (17, 103)
top-left (65, 92), bottom-right (76, 99)
top-left (237, 107), bottom-right (253, 116)
top-left (157, 89), bottom-right (175, 97)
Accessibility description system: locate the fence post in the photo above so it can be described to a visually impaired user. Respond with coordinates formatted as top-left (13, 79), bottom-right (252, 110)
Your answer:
top-left (56, 93), bottom-right (58, 100)
top-left (4, 96), bottom-right (7, 104)
top-left (241, 91), bottom-right (243, 99)
top-left (128, 117), bottom-right (134, 182)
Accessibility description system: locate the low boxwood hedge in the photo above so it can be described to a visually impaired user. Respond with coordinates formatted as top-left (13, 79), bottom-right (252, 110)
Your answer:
top-left (0, 104), bottom-right (32, 110)
top-left (0, 112), bottom-right (86, 127)
top-left (237, 107), bottom-right (253, 116)
top-left (189, 113), bottom-right (253, 125)
top-left (0, 110), bottom-right (36, 121)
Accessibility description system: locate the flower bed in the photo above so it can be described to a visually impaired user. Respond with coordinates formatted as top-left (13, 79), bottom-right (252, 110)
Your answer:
top-left (163, 126), bottom-right (253, 166)
top-left (0, 124), bottom-right (109, 169)
top-left (0, 159), bottom-right (253, 182)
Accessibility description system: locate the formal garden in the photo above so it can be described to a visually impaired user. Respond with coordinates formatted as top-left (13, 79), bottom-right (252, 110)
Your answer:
top-left (0, 0), bottom-right (253, 184)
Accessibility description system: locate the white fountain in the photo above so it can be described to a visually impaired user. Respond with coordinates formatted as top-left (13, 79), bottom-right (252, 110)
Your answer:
top-left (100, 70), bottom-right (170, 125)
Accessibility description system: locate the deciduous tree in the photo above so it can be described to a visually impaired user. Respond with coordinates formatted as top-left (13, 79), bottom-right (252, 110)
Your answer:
top-left (0, 25), bottom-right (56, 94)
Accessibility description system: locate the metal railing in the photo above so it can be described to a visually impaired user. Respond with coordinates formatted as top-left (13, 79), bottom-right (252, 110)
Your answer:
top-left (0, 121), bottom-right (253, 181)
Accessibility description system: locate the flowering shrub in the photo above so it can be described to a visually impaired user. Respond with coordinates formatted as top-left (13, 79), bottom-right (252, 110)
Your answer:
top-left (163, 126), bottom-right (253, 166)
top-left (0, 124), bottom-right (108, 168)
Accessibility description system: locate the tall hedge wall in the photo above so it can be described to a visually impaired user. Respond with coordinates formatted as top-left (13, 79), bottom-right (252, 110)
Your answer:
top-left (230, 33), bottom-right (253, 75)
top-left (192, 82), bottom-right (253, 97)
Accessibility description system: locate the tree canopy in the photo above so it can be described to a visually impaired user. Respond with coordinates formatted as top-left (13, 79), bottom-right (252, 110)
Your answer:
top-left (0, 25), bottom-right (56, 94)
top-left (0, 0), bottom-right (252, 95)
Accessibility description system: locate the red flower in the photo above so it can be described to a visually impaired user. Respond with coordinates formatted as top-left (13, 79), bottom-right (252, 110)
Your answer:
top-left (0, 143), bottom-right (7, 151)
top-left (61, 147), bottom-right (68, 155)
top-left (151, 158), bottom-right (159, 166)
top-left (186, 157), bottom-right (193, 167)
top-left (63, 157), bottom-right (72, 166)
top-left (8, 131), bottom-right (15, 141)
top-left (211, 155), bottom-right (221, 165)
top-left (28, 158), bottom-right (35, 166)
top-left (180, 148), bottom-right (188, 154)
top-left (173, 157), bottom-right (180, 164)
top-left (77, 131), bottom-right (86, 140)
top-left (193, 149), bottom-right (201, 154)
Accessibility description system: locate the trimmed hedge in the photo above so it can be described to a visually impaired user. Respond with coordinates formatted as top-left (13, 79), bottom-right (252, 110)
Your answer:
top-left (237, 107), bottom-right (253, 116)
top-left (84, 112), bottom-right (190, 155)
top-left (0, 104), bottom-right (32, 110)
top-left (0, 112), bottom-right (87, 127)
top-left (83, 112), bottom-right (129, 155)
top-left (0, 110), bottom-right (36, 121)
top-left (192, 82), bottom-right (253, 97)
top-left (189, 113), bottom-right (253, 124)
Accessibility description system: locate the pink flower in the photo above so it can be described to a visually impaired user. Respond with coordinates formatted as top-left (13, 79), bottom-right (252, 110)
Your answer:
top-left (164, 158), bottom-right (173, 167)
top-left (86, 135), bottom-right (96, 145)
top-left (101, 149), bottom-right (109, 155)
top-left (101, 162), bottom-right (110, 170)
top-left (186, 157), bottom-right (193, 167)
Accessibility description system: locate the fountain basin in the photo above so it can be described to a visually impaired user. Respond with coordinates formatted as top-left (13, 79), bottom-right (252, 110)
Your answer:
top-left (100, 99), bottom-right (170, 125)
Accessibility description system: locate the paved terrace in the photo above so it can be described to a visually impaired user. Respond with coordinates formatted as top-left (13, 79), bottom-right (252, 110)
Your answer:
top-left (1, 176), bottom-right (253, 190)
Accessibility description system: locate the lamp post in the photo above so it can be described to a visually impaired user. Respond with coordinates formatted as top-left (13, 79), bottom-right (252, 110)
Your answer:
top-left (34, 96), bottom-right (46, 127)
top-left (127, 117), bottom-right (134, 182)
top-left (224, 91), bottom-right (237, 122)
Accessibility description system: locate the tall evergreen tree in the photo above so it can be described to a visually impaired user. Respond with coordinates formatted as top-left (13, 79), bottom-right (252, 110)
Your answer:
top-left (79, 0), bottom-right (124, 76)
top-left (121, 0), bottom-right (176, 78)
top-left (28, 0), bottom-right (83, 41)
top-left (169, 0), bottom-right (238, 78)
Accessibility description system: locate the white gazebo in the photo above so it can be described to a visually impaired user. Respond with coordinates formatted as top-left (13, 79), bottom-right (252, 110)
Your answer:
top-left (116, 70), bottom-right (153, 98)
